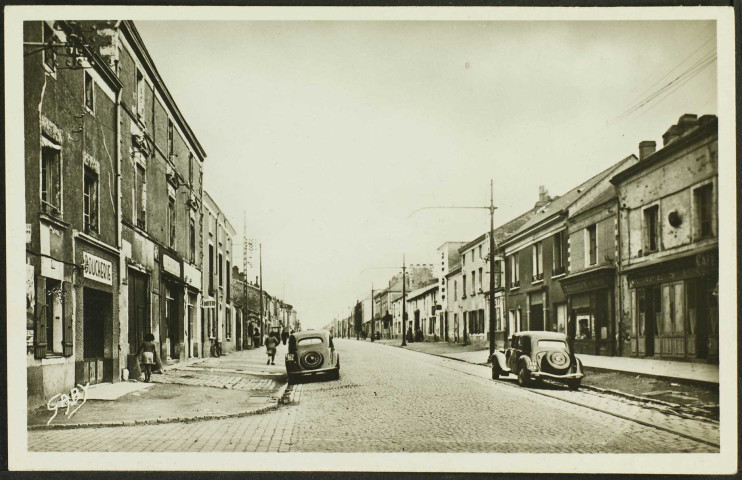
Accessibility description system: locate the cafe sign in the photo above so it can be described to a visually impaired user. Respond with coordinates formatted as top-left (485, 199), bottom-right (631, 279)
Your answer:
top-left (83, 251), bottom-right (112, 285)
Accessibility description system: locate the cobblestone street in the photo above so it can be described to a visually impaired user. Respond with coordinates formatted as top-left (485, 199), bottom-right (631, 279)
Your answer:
top-left (28, 339), bottom-right (718, 453)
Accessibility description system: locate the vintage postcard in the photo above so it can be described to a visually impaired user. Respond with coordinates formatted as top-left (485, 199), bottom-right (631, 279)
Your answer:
top-left (4, 4), bottom-right (737, 473)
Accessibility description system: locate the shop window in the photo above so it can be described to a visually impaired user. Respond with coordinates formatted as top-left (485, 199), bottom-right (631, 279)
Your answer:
top-left (662, 283), bottom-right (685, 334)
top-left (553, 230), bottom-right (566, 275)
top-left (83, 167), bottom-right (99, 233)
top-left (42, 22), bottom-right (56, 71)
top-left (576, 313), bottom-right (593, 339)
top-left (533, 242), bottom-right (543, 280)
top-left (555, 303), bottom-right (567, 333)
top-left (643, 205), bottom-right (659, 254)
top-left (168, 195), bottom-right (176, 248)
top-left (41, 143), bottom-right (61, 214)
top-left (586, 224), bottom-right (597, 265)
top-left (135, 164), bottom-right (146, 229)
top-left (84, 71), bottom-right (95, 114)
top-left (693, 183), bottom-right (714, 239)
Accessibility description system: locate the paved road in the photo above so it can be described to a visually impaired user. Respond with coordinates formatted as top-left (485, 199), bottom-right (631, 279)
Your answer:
top-left (28, 339), bottom-right (717, 453)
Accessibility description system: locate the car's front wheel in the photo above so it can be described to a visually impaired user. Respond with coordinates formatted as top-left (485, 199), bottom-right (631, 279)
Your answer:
top-left (491, 361), bottom-right (501, 379)
top-left (517, 366), bottom-right (531, 387)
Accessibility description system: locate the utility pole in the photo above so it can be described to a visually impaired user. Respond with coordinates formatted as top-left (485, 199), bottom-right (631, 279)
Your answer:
top-left (243, 212), bottom-right (248, 349)
top-left (488, 179), bottom-right (497, 357)
top-left (371, 282), bottom-right (375, 342)
top-left (259, 243), bottom-right (263, 346)
top-left (401, 255), bottom-right (407, 347)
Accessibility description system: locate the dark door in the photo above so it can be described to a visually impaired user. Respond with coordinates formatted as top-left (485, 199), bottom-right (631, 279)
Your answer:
top-left (165, 283), bottom-right (179, 360)
top-left (83, 288), bottom-right (110, 385)
top-left (128, 271), bottom-right (148, 354)
top-left (530, 304), bottom-right (544, 331)
top-left (644, 286), bottom-right (660, 357)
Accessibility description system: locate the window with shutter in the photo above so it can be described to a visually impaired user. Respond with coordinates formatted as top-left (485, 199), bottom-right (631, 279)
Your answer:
top-left (63, 281), bottom-right (74, 356)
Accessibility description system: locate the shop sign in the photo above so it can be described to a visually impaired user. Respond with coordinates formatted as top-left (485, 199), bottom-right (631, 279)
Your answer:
top-left (83, 251), bottom-right (113, 285)
top-left (696, 251), bottom-right (717, 268)
top-left (202, 298), bottom-right (216, 309)
top-left (163, 254), bottom-right (181, 277)
top-left (629, 266), bottom-right (703, 288)
top-left (183, 262), bottom-right (202, 289)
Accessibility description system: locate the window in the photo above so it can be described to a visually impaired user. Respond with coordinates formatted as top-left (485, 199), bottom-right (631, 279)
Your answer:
top-left (226, 308), bottom-right (231, 340)
top-left (41, 144), bottom-right (61, 213)
top-left (135, 164), bottom-right (146, 229)
top-left (83, 167), bottom-right (98, 233)
top-left (471, 250), bottom-right (475, 262)
top-left (462, 274), bottom-right (467, 297)
top-left (586, 224), bottom-right (597, 265)
top-left (43, 22), bottom-right (56, 71)
top-left (509, 252), bottom-right (520, 288)
top-left (478, 267), bottom-right (483, 291)
top-left (643, 206), bottom-right (659, 253)
top-left (462, 255), bottom-right (466, 267)
top-left (167, 119), bottom-right (174, 158)
top-left (693, 184), bottom-right (714, 239)
top-left (45, 279), bottom-right (63, 355)
top-left (553, 231), bottom-right (566, 275)
top-left (471, 271), bottom-right (476, 295)
top-left (453, 280), bottom-right (457, 301)
top-left (218, 252), bottom-right (223, 287)
top-left (494, 259), bottom-right (503, 288)
top-left (189, 218), bottom-right (196, 263)
top-left (167, 195), bottom-right (176, 248)
top-left (136, 69), bottom-right (145, 118)
top-left (83, 71), bottom-right (95, 113)
top-left (188, 153), bottom-right (194, 187)
top-left (533, 242), bottom-right (543, 280)
top-left (208, 244), bottom-right (214, 293)
top-left (226, 260), bottom-right (231, 303)
top-left (479, 245), bottom-right (482, 258)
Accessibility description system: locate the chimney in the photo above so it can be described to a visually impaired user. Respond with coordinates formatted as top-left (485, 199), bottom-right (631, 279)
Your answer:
top-left (638, 140), bottom-right (656, 161)
top-left (677, 113), bottom-right (698, 131)
top-left (534, 185), bottom-right (551, 208)
top-left (662, 124), bottom-right (682, 146)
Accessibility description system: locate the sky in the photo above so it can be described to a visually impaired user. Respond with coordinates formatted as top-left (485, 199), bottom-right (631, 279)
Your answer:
top-left (134, 19), bottom-right (717, 329)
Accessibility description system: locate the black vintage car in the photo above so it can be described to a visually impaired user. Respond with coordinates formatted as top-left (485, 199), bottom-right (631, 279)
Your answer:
top-left (285, 330), bottom-right (340, 382)
top-left (490, 331), bottom-right (584, 390)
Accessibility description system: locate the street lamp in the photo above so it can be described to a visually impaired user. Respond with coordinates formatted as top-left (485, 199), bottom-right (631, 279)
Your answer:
top-left (409, 180), bottom-right (498, 357)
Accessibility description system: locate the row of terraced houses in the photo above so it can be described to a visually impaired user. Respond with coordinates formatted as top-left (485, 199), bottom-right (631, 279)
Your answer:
top-left (331, 113), bottom-right (718, 365)
top-left (24, 20), bottom-right (298, 408)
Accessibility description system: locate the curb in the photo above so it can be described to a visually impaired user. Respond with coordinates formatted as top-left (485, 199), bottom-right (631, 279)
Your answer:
top-left (29, 381), bottom-right (289, 431)
top-left (581, 365), bottom-right (718, 387)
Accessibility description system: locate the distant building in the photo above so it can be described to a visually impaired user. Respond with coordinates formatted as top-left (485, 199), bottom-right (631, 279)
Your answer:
top-left (436, 242), bottom-right (467, 342)
top-left (611, 114), bottom-right (718, 362)
top-left (407, 281), bottom-right (439, 341)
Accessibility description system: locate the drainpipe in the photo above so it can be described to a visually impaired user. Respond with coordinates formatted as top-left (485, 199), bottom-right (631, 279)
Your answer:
top-left (616, 196), bottom-right (624, 357)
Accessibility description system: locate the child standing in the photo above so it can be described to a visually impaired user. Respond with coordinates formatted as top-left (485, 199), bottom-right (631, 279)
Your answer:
top-left (265, 334), bottom-right (278, 365)
top-left (137, 333), bottom-right (158, 382)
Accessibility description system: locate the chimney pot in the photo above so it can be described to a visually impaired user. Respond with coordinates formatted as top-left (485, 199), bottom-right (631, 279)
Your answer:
top-left (639, 140), bottom-right (656, 161)
top-left (662, 124), bottom-right (682, 146)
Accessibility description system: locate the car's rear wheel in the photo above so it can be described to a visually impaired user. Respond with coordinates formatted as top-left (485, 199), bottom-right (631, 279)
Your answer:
top-left (517, 366), bottom-right (531, 387)
top-left (566, 379), bottom-right (581, 391)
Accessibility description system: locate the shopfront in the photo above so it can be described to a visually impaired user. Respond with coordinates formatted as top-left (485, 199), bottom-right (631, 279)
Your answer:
top-left (561, 267), bottom-right (616, 357)
top-left (626, 248), bottom-right (718, 362)
top-left (76, 245), bottom-right (118, 385)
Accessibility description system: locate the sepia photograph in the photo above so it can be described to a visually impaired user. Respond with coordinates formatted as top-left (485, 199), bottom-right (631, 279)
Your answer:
top-left (4, 3), bottom-right (737, 474)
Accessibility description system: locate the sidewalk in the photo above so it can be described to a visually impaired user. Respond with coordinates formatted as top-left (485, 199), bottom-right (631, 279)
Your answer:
top-left (28, 345), bottom-right (289, 430)
top-left (370, 338), bottom-right (719, 384)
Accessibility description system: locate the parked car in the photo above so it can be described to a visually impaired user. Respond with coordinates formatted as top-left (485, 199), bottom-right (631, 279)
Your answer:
top-left (285, 330), bottom-right (340, 382)
top-left (490, 331), bottom-right (584, 390)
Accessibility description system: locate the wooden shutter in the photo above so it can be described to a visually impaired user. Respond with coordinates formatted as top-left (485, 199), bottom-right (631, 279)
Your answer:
top-left (63, 281), bottom-right (74, 357)
top-left (34, 277), bottom-right (47, 359)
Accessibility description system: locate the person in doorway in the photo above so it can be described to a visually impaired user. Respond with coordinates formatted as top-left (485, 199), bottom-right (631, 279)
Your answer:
top-left (137, 333), bottom-right (159, 383)
top-left (247, 323), bottom-right (255, 349)
top-left (265, 333), bottom-right (278, 365)
top-left (281, 329), bottom-right (289, 345)
top-left (406, 326), bottom-right (413, 343)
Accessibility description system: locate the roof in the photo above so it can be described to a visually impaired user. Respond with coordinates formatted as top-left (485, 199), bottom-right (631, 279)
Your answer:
top-left (570, 187), bottom-right (617, 219)
top-left (503, 155), bottom-right (636, 246)
top-left (459, 233), bottom-right (487, 254)
top-left (514, 331), bottom-right (568, 341)
top-left (611, 115), bottom-right (717, 185)
top-left (437, 241), bottom-right (469, 251)
top-left (406, 281), bottom-right (439, 301)
top-left (446, 265), bottom-right (462, 278)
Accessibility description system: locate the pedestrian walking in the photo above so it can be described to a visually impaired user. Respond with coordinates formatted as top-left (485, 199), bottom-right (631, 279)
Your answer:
top-left (265, 334), bottom-right (278, 365)
top-left (137, 333), bottom-right (159, 383)
top-left (281, 329), bottom-right (289, 345)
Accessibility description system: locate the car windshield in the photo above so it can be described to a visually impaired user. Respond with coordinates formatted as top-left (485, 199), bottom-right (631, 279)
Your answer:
top-left (297, 337), bottom-right (323, 346)
top-left (537, 339), bottom-right (567, 349)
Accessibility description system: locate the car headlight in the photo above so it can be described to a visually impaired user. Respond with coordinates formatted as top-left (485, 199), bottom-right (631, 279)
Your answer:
top-left (286, 353), bottom-right (295, 361)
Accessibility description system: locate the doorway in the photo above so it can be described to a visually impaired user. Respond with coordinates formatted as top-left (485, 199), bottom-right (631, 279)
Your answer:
top-left (530, 304), bottom-right (544, 331)
top-left (82, 288), bottom-right (111, 385)
top-left (165, 282), bottom-right (180, 360)
top-left (128, 270), bottom-right (148, 354)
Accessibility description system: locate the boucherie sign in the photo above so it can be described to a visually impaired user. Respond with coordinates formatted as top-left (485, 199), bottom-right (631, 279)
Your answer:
top-left (83, 251), bottom-right (112, 285)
